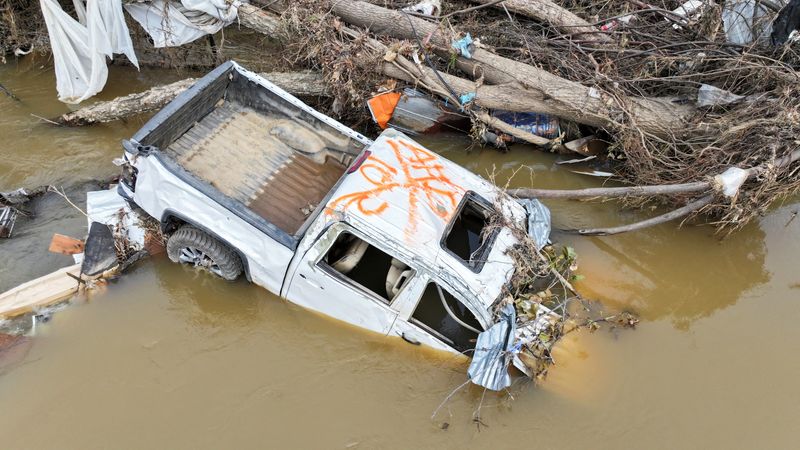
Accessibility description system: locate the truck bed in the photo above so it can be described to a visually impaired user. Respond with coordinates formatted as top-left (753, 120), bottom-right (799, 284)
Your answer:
top-left (164, 101), bottom-right (348, 234)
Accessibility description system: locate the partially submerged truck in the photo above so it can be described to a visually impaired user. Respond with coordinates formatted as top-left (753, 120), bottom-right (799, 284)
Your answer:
top-left (117, 61), bottom-right (553, 378)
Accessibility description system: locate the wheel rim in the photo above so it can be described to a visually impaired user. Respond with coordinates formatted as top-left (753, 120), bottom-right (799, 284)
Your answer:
top-left (178, 247), bottom-right (223, 277)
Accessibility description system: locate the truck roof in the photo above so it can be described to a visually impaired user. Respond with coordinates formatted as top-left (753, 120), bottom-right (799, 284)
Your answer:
top-left (323, 129), bottom-right (527, 309)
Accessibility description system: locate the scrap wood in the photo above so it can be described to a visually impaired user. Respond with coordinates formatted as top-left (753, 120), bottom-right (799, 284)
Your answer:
top-left (48, 233), bottom-right (85, 255)
top-left (0, 263), bottom-right (82, 319)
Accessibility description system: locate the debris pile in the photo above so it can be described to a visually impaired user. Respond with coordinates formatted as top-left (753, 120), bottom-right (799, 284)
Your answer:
top-left (474, 198), bottom-right (638, 385)
top-left (0, 187), bottom-right (163, 336)
top-left (271, 0), bottom-right (800, 233)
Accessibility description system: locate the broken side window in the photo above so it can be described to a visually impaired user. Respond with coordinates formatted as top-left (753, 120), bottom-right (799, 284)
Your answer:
top-left (320, 231), bottom-right (414, 303)
top-left (441, 192), bottom-right (497, 272)
top-left (410, 282), bottom-right (483, 353)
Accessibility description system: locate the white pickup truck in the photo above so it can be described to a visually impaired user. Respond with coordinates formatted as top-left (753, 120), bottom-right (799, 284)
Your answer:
top-left (118, 62), bottom-right (552, 366)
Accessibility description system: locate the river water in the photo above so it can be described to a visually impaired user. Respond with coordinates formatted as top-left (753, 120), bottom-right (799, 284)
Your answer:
top-left (1, 57), bottom-right (799, 449)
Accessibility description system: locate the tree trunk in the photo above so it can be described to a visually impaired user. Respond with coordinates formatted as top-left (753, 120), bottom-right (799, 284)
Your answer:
top-left (467, 0), bottom-right (611, 42)
top-left (331, 0), bottom-right (694, 137)
top-left (237, 3), bottom-right (281, 35)
top-left (58, 71), bottom-right (328, 126)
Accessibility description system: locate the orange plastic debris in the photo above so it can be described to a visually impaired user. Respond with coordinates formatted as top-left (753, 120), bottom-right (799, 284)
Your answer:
top-left (367, 91), bottom-right (402, 129)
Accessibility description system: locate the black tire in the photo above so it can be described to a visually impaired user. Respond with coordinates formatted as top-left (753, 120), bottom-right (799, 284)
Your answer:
top-left (166, 226), bottom-right (243, 281)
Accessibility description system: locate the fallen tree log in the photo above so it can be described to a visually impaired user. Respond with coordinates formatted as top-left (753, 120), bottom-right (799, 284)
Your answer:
top-left (236, 5), bottom-right (560, 147)
top-left (330, 0), bottom-right (694, 137)
top-left (466, 0), bottom-right (611, 42)
top-left (57, 70), bottom-right (328, 126)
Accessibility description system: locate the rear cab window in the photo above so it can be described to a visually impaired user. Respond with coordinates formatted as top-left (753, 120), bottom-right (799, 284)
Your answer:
top-left (441, 192), bottom-right (498, 272)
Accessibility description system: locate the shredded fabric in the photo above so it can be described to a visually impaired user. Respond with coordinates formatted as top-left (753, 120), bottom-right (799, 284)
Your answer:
top-left (40, 0), bottom-right (139, 103)
top-left (125, 0), bottom-right (241, 48)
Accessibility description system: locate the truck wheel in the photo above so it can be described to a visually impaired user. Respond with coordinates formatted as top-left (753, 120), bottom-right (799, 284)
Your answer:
top-left (166, 226), bottom-right (243, 281)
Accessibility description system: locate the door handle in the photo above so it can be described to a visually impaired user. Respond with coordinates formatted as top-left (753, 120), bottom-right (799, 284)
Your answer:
top-left (401, 332), bottom-right (421, 346)
top-left (298, 273), bottom-right (324, 290)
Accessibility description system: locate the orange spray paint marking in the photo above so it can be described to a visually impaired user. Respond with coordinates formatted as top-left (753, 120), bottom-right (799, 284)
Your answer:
top-left (327, 138), bottom-right (465, 240)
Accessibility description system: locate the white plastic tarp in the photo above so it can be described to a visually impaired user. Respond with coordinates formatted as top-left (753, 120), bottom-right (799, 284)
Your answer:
top-left (40, 0), bottom-right (139, 103)
top-left (722, 0), bottom-right (787, 45)
top-left (124, 0), bottom-right (240, 48)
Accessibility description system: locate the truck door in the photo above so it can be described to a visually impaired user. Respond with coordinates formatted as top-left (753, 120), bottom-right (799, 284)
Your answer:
top-left (284, 224), bottom-right (419, 335)
top-left (389, 277), bottom-right (485, 354)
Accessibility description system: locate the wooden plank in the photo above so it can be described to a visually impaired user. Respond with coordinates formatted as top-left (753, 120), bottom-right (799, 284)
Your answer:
top-left (0, 264), bottom-right (82, 318)
top-left (48, 234), bottom-right (85, 255)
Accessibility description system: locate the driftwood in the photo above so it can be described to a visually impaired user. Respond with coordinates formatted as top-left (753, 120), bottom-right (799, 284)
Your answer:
top-left (330, 0), bottom-right (695, 138)
top-left (466, 0), bottom-right (611, 42)
top-left (516, 150), bottom-right (800, 234)
top-left (57, 71), bottom-right (328, 126)
top-left (509, 181), bottom-right (711, 199)
top-left (512, 150), bottom-right (800, 200)
top-left (571, 195), bottom-right (715, 236)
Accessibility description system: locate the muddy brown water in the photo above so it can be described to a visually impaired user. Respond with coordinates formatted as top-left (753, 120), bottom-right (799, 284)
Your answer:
top-left (1, 57), bottom-right (799, 449)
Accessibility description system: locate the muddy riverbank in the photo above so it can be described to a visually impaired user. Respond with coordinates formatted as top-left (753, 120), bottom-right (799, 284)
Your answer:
top-left (1, 58), bottom-right (799, 449)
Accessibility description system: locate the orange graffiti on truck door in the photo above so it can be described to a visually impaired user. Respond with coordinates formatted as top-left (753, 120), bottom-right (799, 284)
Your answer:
top-left (327, 138), bottom-right (464, 240)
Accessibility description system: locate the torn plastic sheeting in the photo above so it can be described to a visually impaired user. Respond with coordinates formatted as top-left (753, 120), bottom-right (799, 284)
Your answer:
top-left (402, 0), bottom-right (441, 16)
top-left (697, 84), bottom-right (745, 107)
top-left (86, 188), bottom-right (146, 250)
top-left (714, 167), bottom-right (749, 198)
top-left (722, 0), bottom-right (785, 45)
top-left (125, 0), bottom-right (241, 48)
top-left (468, 303), bottom-right (516, 391)
top-left (518, 198), bottom-right (551, 250)
top-left (669, 0), bottom-right (713, 29)
top-left (39, 0), bottom-right (138, 103)
top-left (451, 33), bottom-right (474, 59)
